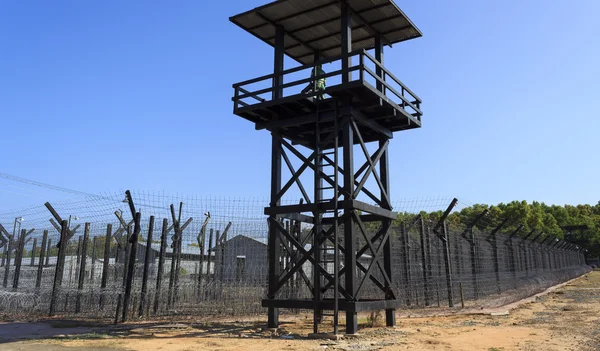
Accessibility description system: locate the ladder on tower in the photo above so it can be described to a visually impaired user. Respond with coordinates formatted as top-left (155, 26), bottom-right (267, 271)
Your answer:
top-left (313, 90), bottom-right (340, 335)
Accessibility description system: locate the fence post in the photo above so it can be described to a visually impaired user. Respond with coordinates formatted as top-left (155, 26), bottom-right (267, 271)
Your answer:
top-left (153, 218), bottom-right (169, 315)
top-left (521, 230), bottom-right (534, 277)
top-left (487, 219), bottom-right (509, 294)
top-left (100, 224), bottom-right (112, 309)
top-left (196, 214), bottom-right (210, 301)
top-left (419, 217), bottom-right (429, 306)
top-left (75, 236), bottom-right (83, 285)
top-left (12, 229), bottom-right (26, 290)
top-left (30, 238), bottom-right (37, 267)
top-left (49, 219), bottom-right (69, 316)
top-left (214, 230), bottom-right (222, 284)
top-left (507, 225), bottom-right (522, 288)
top-left (139, 216), bottom-right (155, 317)
top-left (167, 229), bottom-right (178, 310)
top-left (453, 225), bottom-right (462, 280)
top-left (90, 236), bottom-right (97, 283)
top-left (45, 238), bottom-right (51, 267)
top-left (401, 222), bottom-right (411, 306)
top-left (469, 227), bottom-right (479, 300)
top-left (442, 222), bottom-right (454, 307)
top-left (122, 212), bottom-right (141, 322)
top-left (530, 232), bottom-right (544, 275)
top-left (75, 223), bottom-right (90, 313)
top-left (3, 234), bottom-right (14, 288)
top-left (36, 230), bottom-right (48, 288)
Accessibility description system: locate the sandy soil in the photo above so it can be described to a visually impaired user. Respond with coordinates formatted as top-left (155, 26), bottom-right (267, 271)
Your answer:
top-left (1, 271), bottom-right (599, 351)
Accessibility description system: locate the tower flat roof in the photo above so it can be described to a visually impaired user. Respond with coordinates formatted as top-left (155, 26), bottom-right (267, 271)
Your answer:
top-left (230, 0), bottom-right (422, 65)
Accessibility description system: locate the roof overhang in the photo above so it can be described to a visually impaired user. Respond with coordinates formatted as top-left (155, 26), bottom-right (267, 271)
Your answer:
top-left (230, 0), bottom-right (422, 65)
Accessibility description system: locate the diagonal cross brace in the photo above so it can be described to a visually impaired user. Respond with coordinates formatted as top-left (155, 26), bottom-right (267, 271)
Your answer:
top-left (353, 212), bottom-right (394, 291)
top-left (351, 119), bottom-right (390, 207)
top-left (280, 147), bottom-right (312, 205)
top-left (355, 222), bottom-right (392, 300)
top-left (270, 218), bottom-right (352, 299)
top-left (276, 229), bottom-right (315, 294)
top-left (321, 223), bottom-right (393, 296)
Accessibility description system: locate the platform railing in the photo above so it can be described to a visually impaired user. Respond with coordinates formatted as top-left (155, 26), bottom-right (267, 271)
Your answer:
top-left (233, 50), bottom-right (422, 121)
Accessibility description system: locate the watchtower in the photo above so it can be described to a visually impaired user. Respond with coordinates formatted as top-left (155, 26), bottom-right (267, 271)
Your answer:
top-left (230, 0), bottom-right (423, 334)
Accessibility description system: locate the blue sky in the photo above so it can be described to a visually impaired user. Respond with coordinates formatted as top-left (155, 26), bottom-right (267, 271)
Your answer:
top-left (1, 0), bottom-right (599, 213)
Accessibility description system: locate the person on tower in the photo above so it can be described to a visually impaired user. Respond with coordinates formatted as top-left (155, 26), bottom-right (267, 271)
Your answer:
top-left (301, 63), bottom-right (326, 100)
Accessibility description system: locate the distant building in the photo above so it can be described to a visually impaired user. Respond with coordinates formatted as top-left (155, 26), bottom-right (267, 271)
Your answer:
top-left (211, 235), bottom-right (268, 283)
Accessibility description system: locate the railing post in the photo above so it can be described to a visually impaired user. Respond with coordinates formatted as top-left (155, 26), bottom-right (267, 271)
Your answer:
top-left (375, 34), bottom-right (385, 94)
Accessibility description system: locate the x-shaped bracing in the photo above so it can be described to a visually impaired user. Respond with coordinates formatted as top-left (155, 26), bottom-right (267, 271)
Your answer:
top-left (274, 136), bottom-right (385, 207)
top-left (319, 216), bottom-right (395, 300)
top-left (269, 217), bottom-right (353, 300)
top-left (350, 119), bottom-right (391, 208)
top-left (271, 214), bottom-right (395, 301)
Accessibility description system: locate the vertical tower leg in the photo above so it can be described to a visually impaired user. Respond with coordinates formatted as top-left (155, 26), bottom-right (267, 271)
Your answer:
top-left (267, 24), bottom-right (285, 329)
top-left (342, 116), bottom-right (357, 335)
top-left (379, 139), bottom-right (395, 327)
top-left (267, 133), bottom-right (282, 328)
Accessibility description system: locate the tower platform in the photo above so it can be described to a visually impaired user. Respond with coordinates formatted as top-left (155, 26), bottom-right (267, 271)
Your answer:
top-left (233, 50), bottom-right (422, 149)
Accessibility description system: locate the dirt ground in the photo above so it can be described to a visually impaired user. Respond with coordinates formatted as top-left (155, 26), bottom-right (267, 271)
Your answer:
top-left (1, 271), bottom-right (599, 351)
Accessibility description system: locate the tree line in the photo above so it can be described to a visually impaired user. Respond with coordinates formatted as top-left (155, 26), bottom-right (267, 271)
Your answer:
top-left (395, 200), bottom-right (600, 256)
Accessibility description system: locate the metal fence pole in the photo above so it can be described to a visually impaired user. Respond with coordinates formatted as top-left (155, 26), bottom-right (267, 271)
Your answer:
top-left (100, 224), bottom-right (112, 310)
top-left (50, 220), bottom-right (69, 316)
top-left (45, 238), bottom-right (51, 267)
top-left (3, 235), bottom-right (14, 288)
top-left (90, 236), bottom-right (97, 283)
top-left (36, 230), bottom-right (48, 288)
top-left (122, 212), bottom-right (141, 322)
top-left (402, 222), bottom-right (411, 306)
top-left (469, 227), bottom-right (479, 300)
top-left (153, 218), bottom-right (169, 316)
top-left (419, 217), bottom-right (429, 306)
top-left (139, 216), bottom-right (155, 317)
top-left (442, 222), bottom-right (454, 307)
top-left (75, 223), bottom-right (90, 313)
top-left (12, 229), bottom-right (26, 290)
top-left (30, 238), bottom-right (37, 267)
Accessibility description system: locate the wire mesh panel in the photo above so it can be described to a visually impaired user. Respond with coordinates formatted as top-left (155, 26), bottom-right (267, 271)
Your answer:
top-left (0, 193), bottom-right (591, 321)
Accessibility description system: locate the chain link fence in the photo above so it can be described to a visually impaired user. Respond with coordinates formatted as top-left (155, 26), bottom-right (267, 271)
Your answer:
top-left (0, 192), bottom-right (590, 321)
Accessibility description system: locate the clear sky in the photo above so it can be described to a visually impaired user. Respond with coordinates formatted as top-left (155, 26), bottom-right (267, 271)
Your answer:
top-left (1, 0), bottom-right (599, 213)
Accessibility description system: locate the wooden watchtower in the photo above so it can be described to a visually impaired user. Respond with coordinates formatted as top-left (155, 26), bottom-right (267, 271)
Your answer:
top-left (230, 0), bottom-right (423, 335)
